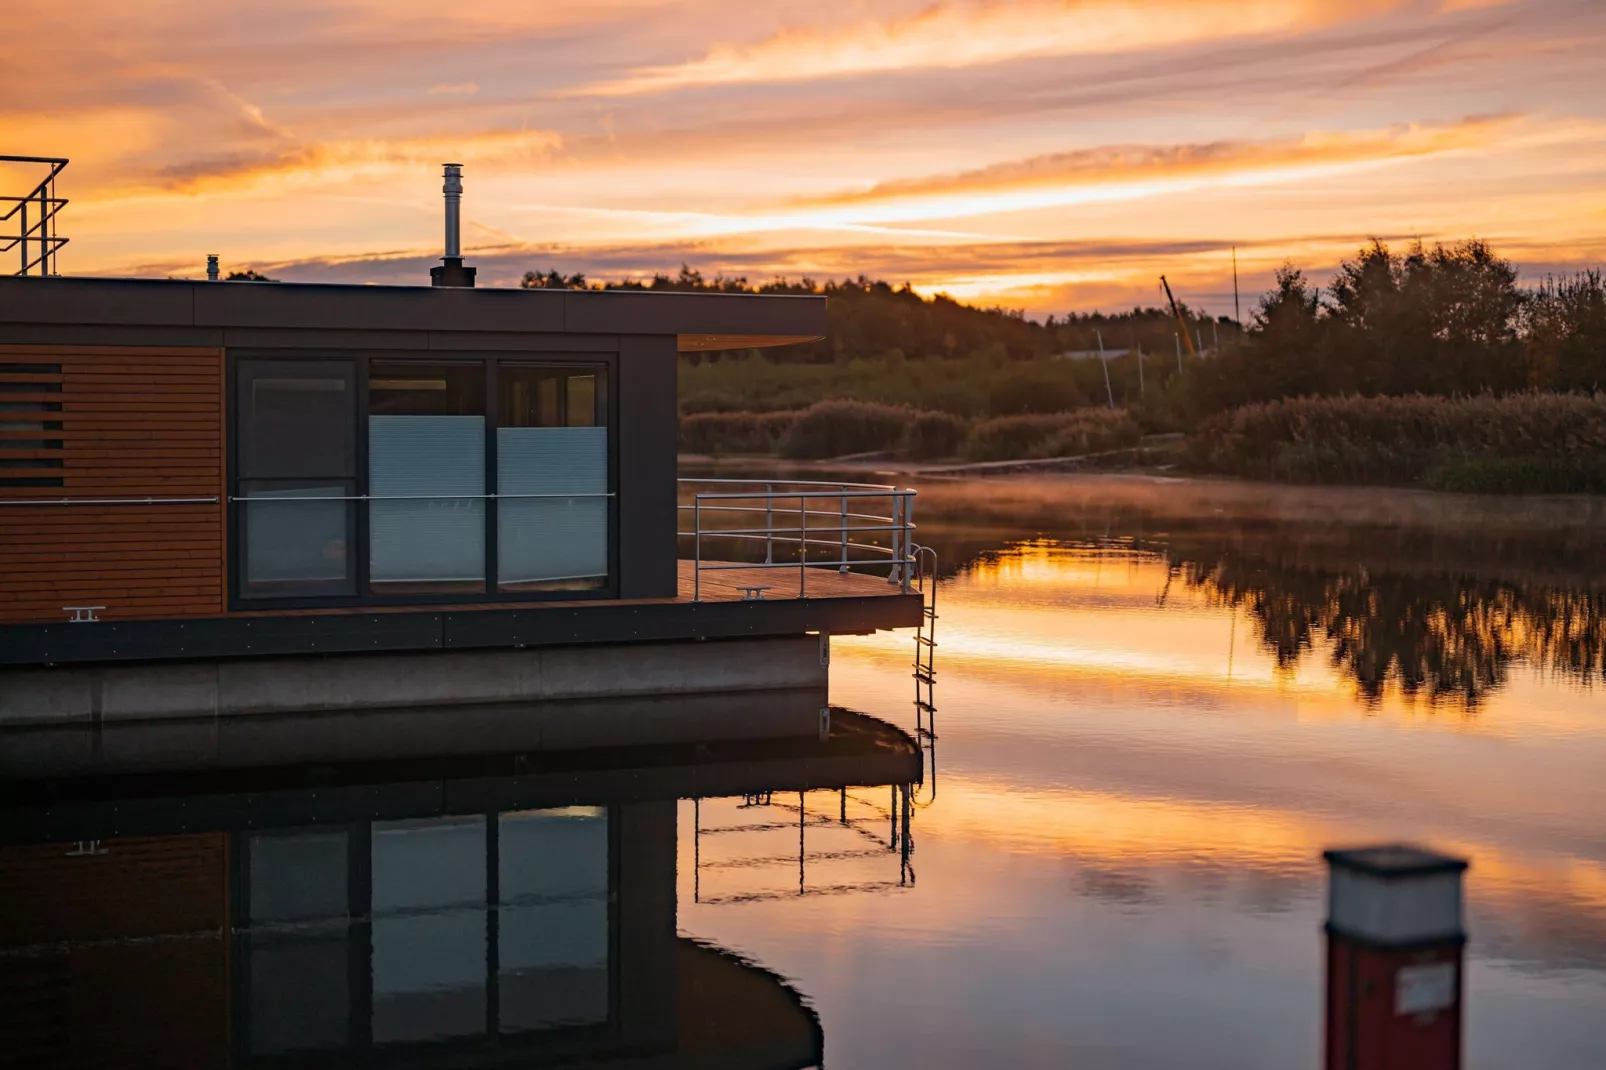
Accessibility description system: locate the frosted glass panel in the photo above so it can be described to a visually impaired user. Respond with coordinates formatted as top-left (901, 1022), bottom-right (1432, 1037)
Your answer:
top-left (497, 427), bottom-right (607, 587)
top-left (370, 415), bottom-right (484, 585)
top-left (243, 486), bottom-right (349, 589)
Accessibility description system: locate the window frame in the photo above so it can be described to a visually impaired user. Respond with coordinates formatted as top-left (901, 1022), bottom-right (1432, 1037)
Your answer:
top-left (227, 350), bottom-right (620, 611)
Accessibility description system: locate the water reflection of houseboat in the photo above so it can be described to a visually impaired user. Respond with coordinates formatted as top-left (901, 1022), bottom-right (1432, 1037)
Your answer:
top-left (0, 692), bottom-right (920, 1068)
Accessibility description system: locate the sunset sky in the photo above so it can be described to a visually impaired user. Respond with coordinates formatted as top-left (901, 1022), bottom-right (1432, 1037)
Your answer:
top-left (4, 0), bottom-right (1604, 316)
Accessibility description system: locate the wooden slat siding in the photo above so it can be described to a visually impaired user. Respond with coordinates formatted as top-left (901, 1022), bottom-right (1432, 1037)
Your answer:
top-left (0, 347), bottom-right (226, 623)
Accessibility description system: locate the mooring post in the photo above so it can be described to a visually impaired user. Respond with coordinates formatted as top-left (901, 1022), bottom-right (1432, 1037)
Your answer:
top-left (1323, 845), bottom-right (1468, 1070)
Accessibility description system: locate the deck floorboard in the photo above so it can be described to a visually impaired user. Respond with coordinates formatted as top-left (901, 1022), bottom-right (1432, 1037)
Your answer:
top-left (235, 561), bottom-right (906, 617)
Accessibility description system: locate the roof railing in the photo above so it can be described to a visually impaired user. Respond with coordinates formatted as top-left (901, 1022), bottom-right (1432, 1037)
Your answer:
top-left (1, 155), bottom-right (69, 276)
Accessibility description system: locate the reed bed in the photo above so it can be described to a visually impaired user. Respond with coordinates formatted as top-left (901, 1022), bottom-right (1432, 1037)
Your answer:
top-left (1190, 393), bottom-right (1606, 493)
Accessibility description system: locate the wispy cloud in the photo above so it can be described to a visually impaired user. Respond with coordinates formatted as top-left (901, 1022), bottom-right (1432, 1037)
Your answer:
top-left (578, 0), bottom-right (1407, 96)
top-left (427, 81), bottom-right (481, 96)
top-left (151, 128), bottom-right (563, 194)
top-left (780, 116), bottom-right (1517, 223)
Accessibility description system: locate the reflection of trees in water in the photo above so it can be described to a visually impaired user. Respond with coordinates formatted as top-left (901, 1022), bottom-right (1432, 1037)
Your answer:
top-left (1180, 553), bottom-right (1606, 707)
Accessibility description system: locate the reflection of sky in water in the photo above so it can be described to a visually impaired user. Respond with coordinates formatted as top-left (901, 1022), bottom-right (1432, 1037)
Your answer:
top-left (680, 540), bottom-right (1606, 1070)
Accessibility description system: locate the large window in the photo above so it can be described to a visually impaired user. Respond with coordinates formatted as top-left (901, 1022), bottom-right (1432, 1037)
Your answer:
top-left (232, 354), bottom-right (611, 606)
top-left (236, 361), bottom-right (357, 599)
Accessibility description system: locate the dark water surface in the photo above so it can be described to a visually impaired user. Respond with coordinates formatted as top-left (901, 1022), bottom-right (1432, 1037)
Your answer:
top-left (4, 476), bottom-right (1605, 1068)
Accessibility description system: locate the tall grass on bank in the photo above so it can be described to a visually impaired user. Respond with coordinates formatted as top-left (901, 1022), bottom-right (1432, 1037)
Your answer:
top-left (679, 400), bottom-right (1141, 462)
top-left (679, 410), bottom-right (799, 455)
top-left (1191, 393), bottom-right (1606, 493)
top-left (963, 409), bottom-right (1142, 462)
top-left (680, 353), bottom-right (1103, 418)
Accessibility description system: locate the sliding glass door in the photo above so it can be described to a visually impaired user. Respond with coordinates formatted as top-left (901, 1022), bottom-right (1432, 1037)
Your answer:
top-left (231, 353), bottom-right (612, 608)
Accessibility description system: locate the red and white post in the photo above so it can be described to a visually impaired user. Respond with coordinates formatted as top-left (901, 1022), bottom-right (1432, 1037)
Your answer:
top-left (1323, 845), bottom-right (1468, 1070)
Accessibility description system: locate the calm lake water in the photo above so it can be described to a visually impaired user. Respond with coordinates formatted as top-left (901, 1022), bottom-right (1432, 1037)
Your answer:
top-left (680, 474), bottom-right (1606, 1069)
top-left (3, 475), bottom-right (1603, 1068)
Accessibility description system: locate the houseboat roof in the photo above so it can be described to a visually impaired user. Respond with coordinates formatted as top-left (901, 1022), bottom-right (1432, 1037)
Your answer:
top-left (0, 274), bottom-right (826, 352)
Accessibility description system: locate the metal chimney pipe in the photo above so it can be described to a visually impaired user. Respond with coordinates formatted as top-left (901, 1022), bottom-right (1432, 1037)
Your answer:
top-left (442, 163), bottom-right (463, 259)
top-left (206, 254), bottom-right (219, 281)
top-left (430, 164), bottom-right (476, 287)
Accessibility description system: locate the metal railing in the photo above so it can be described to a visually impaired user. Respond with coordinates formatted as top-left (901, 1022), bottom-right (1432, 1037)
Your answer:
top-left (678, 478), bottom-right (917, 600)
top-left (2, 155), bottom-right (69, 276)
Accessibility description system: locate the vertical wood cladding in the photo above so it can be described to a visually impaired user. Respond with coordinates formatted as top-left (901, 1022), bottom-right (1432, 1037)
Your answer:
top-left (0, 345), bottom-right (225, 622)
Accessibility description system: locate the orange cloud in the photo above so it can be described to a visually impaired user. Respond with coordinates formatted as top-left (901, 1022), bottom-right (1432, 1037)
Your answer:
top-left (580, 0), bottom-right (1406, 96)
top-left (149, 128), bottom-right (564, 195)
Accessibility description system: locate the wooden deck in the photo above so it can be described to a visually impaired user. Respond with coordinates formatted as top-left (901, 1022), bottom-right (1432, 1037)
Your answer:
top-left (677, 560), bottom-right (905, 602)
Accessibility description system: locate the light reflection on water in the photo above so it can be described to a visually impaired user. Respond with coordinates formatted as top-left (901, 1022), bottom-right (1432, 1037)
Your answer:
top-left (681, 534), bottom-right (1606, 1070)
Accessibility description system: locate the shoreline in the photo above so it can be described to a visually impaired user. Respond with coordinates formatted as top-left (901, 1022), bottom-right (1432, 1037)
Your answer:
top-left (679, 455), bottom-right (1606, 534)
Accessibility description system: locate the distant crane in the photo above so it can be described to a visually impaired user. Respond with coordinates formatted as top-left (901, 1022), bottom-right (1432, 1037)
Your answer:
top-left (1160, 275), bottom-right (1199, 361)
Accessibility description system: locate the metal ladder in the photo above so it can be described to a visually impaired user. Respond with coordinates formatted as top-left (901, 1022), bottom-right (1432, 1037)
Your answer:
top-left (911, 545), bottom-right (938, 805)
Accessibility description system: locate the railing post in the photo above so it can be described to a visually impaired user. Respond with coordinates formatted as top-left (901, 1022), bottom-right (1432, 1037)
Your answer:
top-left (888, 493), bottom-right (903, 586)
top-left (693, 496), bottom-right (702, 602)
top-left (799, 493), bottom-right (807, 598)
top-left (19, 199), bottom-right (27, 275)
top-left (902, 492), bottom-right (917, 594)
top-left (765, 483), bottom-right (774, 565)
top-left (839, 491), bottom-right (849, 573)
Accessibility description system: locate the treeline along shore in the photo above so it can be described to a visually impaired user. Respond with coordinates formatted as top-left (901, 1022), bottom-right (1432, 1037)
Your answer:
top-left (523, 243), bottom-right (1606, 493)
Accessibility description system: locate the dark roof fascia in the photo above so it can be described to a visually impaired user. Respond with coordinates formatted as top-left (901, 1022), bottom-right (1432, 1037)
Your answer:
top-left (0, 275), bottom-right (825, 343)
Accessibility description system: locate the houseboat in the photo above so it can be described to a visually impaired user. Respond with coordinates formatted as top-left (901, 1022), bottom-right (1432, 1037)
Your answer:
top-left (0, 164), bottom-right (926, 723)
